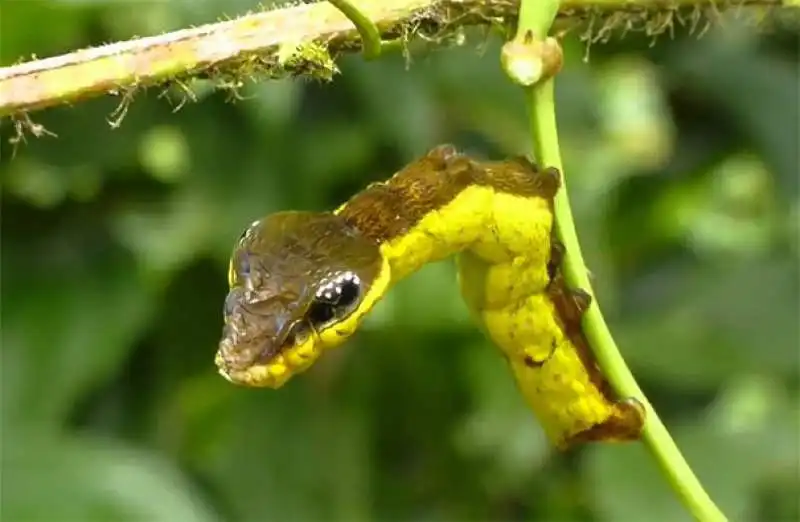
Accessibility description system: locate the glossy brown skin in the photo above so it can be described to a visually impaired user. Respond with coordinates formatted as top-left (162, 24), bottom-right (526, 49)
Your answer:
top-left (216, 146), bottom-right (644, 448)
top-left (218, 145), bottom-right (562, 379)
top-left (338, 144), bottom-right (560, 247)
top-left (219, 211), bottom-right (383, 375)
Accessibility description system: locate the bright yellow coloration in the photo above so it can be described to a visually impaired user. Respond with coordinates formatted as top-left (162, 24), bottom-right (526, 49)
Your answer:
top-left (343, 185), bottom-right (629, 448)
top-left (459, 251), bottom-right (621, 447)
top-left (372, 186), bottom-right (497, 278)
top-left (218, 149), bottom-right (644, 448)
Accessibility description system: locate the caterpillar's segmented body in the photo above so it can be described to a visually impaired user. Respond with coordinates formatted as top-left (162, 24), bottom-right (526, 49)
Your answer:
top-left (216, 145), bottom-right (645, 449)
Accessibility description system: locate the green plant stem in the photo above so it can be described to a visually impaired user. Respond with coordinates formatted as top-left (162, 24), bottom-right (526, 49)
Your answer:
top-left (326, 0), bottom-right (390, 59)
top-left (512, 2), bottom-right (729, 522)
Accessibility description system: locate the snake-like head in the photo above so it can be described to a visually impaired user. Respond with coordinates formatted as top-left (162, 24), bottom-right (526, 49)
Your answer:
top-left (216, 211), bottom-right (389, 388)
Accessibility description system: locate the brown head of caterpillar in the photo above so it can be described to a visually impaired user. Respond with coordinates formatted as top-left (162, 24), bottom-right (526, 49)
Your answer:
top-left (545, 240), bottom-right (646, 447)
top-left (216, 211), bottom-right (389, 388)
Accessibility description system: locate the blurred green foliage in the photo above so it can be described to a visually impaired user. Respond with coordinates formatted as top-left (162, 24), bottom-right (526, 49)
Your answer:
top-left (1, 2), bottom-right (798, 521)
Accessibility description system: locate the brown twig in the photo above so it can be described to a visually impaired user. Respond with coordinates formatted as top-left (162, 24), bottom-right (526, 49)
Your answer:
top-left (0, 0), bottom-right (790, 120)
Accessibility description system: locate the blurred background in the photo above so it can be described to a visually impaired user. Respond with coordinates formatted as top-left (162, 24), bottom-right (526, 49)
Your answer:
top-left (1, 1), bottom-right (798, 521)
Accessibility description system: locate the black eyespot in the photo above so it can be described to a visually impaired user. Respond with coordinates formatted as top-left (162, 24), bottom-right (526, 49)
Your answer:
top-left (307, 301), bottom-right (336, 325)
top-left (335, 279), bottom-right (360, 308)
top-left (307, 274), bottom-right (362, 327)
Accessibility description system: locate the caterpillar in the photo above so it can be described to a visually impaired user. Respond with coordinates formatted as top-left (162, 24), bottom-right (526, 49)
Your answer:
top-left (216, 145), bottom-right (645, 449)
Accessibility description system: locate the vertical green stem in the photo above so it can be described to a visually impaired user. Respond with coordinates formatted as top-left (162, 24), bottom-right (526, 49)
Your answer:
top-left (509, 1), bottom-right (729, 521)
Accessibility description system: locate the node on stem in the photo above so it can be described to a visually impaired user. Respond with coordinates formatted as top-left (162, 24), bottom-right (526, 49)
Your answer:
top-left (500, 31), bottom-right (563, 87)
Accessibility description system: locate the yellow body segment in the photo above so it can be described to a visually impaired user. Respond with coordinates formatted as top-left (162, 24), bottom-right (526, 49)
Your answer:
top-left (372, 186), bottom-right (495, 278)
top-left (370, 186), bottom-right (636, 448)
top-left (217, 147), bottom-right (644, 449)
top-left (459, 253), bottom-right (635, 448)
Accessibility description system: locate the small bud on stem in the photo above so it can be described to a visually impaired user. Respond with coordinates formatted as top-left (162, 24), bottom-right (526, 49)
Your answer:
top-left (500, 30), bottom-right (563, 86)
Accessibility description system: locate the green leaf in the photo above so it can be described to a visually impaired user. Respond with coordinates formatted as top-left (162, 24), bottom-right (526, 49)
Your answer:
top-left (617, 255), bottom-right (799, 389)
top-left (1, 243), bottom-right (155, 428)
top-left (2, 429), bottom-right (220, 522)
